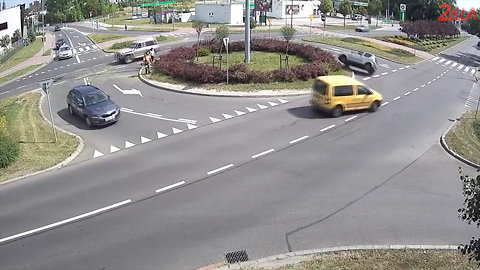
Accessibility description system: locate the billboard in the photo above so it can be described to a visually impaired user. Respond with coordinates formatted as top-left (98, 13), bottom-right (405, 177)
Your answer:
top-left (285, 5), bottom-right (299, 15)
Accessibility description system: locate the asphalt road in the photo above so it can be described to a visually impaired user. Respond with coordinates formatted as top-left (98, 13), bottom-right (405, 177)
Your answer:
top-left (0, 25), bottom-right (479, 270)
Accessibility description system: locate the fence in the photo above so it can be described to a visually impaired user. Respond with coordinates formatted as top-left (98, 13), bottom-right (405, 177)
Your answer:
top-left (0, 40), bottom-right (26, 65)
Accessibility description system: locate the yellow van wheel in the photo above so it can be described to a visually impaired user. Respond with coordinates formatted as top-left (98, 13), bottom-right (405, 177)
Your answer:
top-left (369, 101), bottom-right (380, 112)
top-left (331, 105), bottom-right (343, 118)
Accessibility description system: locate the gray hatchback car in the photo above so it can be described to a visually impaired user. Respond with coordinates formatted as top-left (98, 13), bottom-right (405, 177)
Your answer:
top-left (67, 85), bottom-right (120, 127)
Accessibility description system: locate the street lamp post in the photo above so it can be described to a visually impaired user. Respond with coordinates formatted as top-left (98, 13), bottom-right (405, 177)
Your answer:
top-left (42, 0), bottom-right (45, 54)
top-left (290, 0), bottom-right (293, 28)
top-left (245, 0), bottom-right (251, 63)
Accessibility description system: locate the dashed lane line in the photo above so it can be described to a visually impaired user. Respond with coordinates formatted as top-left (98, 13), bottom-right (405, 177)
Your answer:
top-left (393, 96), bottom-right (401, 101)
top-left (289, 136), bottom-right (309, 144)
top-left (381, 101), bottom-right (389, 107)
top-left (207, 164), bottom-right (234, 175)
top-left (156, 181), bottom-right (186, 193)
top-left (251, 148), bottom-right (275, 159)
top-left (344, 116), bottom-right (357, 122)
top-left (404, 92), bottom-right (411, 96)
top-left (320, 124), bottom-right (335, 132)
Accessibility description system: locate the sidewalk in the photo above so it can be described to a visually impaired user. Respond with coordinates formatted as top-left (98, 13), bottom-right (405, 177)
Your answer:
top-left (0, 32), bottom-right (54, 79)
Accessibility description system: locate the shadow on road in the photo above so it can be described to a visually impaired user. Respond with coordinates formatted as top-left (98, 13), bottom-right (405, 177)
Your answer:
top-left (57, 108), bottom-right (113, 130)
top-left (287, 106), bottom-right (329, 119)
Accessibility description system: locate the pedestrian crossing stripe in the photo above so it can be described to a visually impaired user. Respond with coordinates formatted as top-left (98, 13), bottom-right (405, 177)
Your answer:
top-left (438, 59), bottom-right (445, 63)
top-left (78, 47), bottom-right (84, 52)
top-left (85, 46), bottom-right (91, 51)
top-left (431, 57), bottom-right (439, 61)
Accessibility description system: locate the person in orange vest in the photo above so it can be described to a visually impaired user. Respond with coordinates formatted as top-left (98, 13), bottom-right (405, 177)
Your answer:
top-left (143, 50), bottom-right (152, 74)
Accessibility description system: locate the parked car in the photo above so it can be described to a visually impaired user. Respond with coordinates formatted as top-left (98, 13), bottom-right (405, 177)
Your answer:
top-left (351, 14), bottom-right (362, 20)
top-left (338, 51), bottom-right (378, 75)
top-left (57, 45), bottom-right (73, 60)
top-left (355, 25), bottom-right (370, 32)
top-left (67, 85), bottom-right (120, 127)
top-left (54, 25), bottom-right (61, 31)
top-left (310, 75), bottom-right (382, 118)
top-left (55, 38), bottom-right (66, 50)
top-left (115, 37), bottom-right (160, 64)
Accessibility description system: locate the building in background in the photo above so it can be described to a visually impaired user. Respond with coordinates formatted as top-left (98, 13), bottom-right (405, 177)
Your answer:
top-left (0, 5), bottom-right (25, 49)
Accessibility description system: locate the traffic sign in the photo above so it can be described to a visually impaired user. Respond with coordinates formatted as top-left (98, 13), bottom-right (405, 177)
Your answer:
top-left (223, 37), bottom-right (229, 49)
top-left (267, 18), bottom-right (272, 25)
top-left (38, 78), bottom-right (53, 94)
top-left (321, 14), bottom-right (326, 22)
top-left (309, 14), bottom-right (313, 21)
top-left (400, 4), bottom-right (406, 12)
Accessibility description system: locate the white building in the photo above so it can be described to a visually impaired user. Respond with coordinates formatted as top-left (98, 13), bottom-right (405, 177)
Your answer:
top-left (267, 0), bottom-right (321, 19)
top-left (0, 5), bottom-right (23, 48)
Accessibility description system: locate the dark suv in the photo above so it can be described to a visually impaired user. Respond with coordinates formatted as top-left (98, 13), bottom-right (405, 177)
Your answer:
top-left (67, 85), bottom-right (120, 127)
top-left (54, 25), bottom-right (61, 31)
top-left (55, 38), bottom-right (65, 49)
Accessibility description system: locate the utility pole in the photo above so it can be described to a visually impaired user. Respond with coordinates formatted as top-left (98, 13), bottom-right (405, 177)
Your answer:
top-left (290, 0), bottom-right (293, 28)
top-left (42, 0), bottom-right (45, 54)
top-left (244, 0), bottom-right (250, 63)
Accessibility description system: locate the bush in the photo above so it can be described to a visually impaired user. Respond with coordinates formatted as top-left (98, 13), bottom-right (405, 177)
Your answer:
top-left (197, 47), bottom-right (211, 57)
top-left (0, 134), bottom-right (20, 169)
top-left (341, 37), bottom-right (362, 43)
top-left (0, 116), bottom-right (6, 135)
top-left (389, 48), bottom-right (414, 57)
top-left (156, 35), bottom-right (168, 42)
top-left (27, 29), bottom-right (36, 44)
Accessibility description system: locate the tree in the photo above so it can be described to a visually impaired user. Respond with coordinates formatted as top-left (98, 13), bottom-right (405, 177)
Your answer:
top-left (338, 0), bottom-right (352, 27)
top-left (462, 9), bottom-right (480, 37)
top-left (215, 25), bottom-right (229, 53)
top-left (368, 0), bottom-right (383, 27)
top-left (281, 26), bottom-right (295, 55)
top-left (0, 34), bottom-right (10, 49)
top-left (11, 30), bottom-right (21, 44)
top-left (458, 168), bottom-right (480, 265)
top-left (192, 21), bottom-right (206, 60)
top-left (318, 0), bottom-right (334, 15)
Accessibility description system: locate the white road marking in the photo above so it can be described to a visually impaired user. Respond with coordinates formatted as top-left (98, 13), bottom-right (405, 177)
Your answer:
top-left (427, 81), bottom-right (432, 84)
top-left (187, 123), bottom-right (197, 130)
top-left (421, 84), bottom-right (426, 88)
top-left (179, 118), bottom-right (196, 123)
top-left (93, 57), bottom-right (96, 60)
top-left (405, 66), bottom-right (410, 68)
top-left (404, 91), bottom-right (411, 96)
top-left (48, 69), bottom-right (51, 72)
top-left (35, 73), bottom-right (39, 76)
top-left (73, 49), bottom-right (77, 54)
top-left (125, 141), bottom-right (135, 148)
top-left (0, 199), bottom-right (132, 244)
top-left (83, 78), bottom-right (88, 85)
top-left (141, 136), bottom-right (151, 143)
top-left (121, 107), bottom-right (134, 112)
top-left (123, 109), bottom-right (195, 124)
top-left (92, 44), bottom-right (98, 49)
top-left (345, 116), bottom-right (357, 122)
top-left (75, 55), bottom-right (81, 63)
top-left (85, 46), bottom-right (91, 51)
top-left (399, 67), bottom-right (405, 70)
top-left (392, 69), bottom-right (397, 72)
top-left (235, 110), bottom-right (246, 116)
top-left (458, 64), bottom-right (464, 70)
top-left (207, 164), bottom-right (234, 175)
top-left (437, 76), bottom-right (440, 79)
top-left (445, 61), bottom-right (452, 65)
top-left (110, 145), bottom-right (120, 153)
top-left (381, 101), bottom-right (389, 107)
top-left (222, 113), bottom-right (234, 119)
top-left (393, 96), bottom-right (401, 101)
top-left (432, 78), bottom-right (436, 82)
top-left (22, 78), bottom-right (25, 80)
top-left (372, 75), bottom-right (380, 78)
top-left (78, 47), bottom-right (84, 52)
top-left (246, 107), bottom-right (257, 112)
top-left (471, 69), bottom-right (476, 75)
top-left (172, 127), bottom-right (183, 134)
top-left (268, 101), bottom-right (278, 106)
top-left (278, 99), bottom-right (289, 104)
top-left (28, 75), bottom-right (32, 78)
top-left (93, 150), bottom-right (104, 158)
top-left (320, 124), bottom-right (335, 132)
top-left (431, 57), bottom-right (439, 61)
top-left (156, 181), bottom-right (186, 193)
top-left (363, 77), bottom-right (371, 81)
top-left (289, 135), bottom-right (309, 144)
top-left (451, 62), bottom-right (458, 68)
top-left (258, 104), bottom-right (268, 109)
top-left (381, 72), bottom-right (388, 75)
top-left (210, 117), bottom-right (222, 123)
top-left (465, 67), bottom-right (470, 72)
top-left (251, 149), bottom-right (275, 159)
top-left (438, 59), bottom-right (445, 63)
top-left (465, 104), bottom-right (471, 108)
top-left (157, 132), bottom-right (168, 139)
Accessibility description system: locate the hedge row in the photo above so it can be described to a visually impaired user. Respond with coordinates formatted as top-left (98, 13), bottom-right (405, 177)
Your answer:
top-left (153, 38), bottom-right (341, 84)
top-left (400, 20), bottom-right (460, 38)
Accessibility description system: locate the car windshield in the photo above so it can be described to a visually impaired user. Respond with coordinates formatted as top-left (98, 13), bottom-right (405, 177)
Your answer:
top-left (60, 46), bottom-right (70, 51)
top-left (83, 90), bottom-right (108, 106)
top-left (130, 43), bottom-right (139, 49)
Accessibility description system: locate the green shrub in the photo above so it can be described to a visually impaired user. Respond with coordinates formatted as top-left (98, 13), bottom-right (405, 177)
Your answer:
top-left (0, 134), bottom-right (20, 168)
top-left (27, 29), bottom-right (36, 43)
top-left (197, 47), bottom-right (211, 57)
top-left (0, 116), bottom-right (6, 135)
top-left (109, 41), bottom-right (133, 50)
top-left (156, 35), bottom-right (168, 42)
top-left (473, 119), bottom-right (480, 140)
top-left (390, 48), bottom-right (414, 57)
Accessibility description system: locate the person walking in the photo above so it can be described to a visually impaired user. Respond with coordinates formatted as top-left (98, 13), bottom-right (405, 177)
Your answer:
top-left (143, 50), bottom-right (152, 74)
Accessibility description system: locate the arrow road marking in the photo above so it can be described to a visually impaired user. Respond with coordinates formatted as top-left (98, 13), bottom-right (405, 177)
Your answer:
top-left (187, 123), bottom-right (197, 130)
top-left (257, 104), bottom-right (268, 109)
top-left (110, 145), bottom-right (120, 153)
top-left (141, 136), bottom-right (151, 143)
top-left (278, 99), bottom-right (289, 104)
top-left (93, 150), bottom-right (104, 158)
top-left (172, 127), bottom-right (183, 134)
top-left (246, 107), bottom-right (257, 112)
top-left (235, 110), bottom-right (246, 115)
top-left (125, 141), bottom-right (135, 148)
top-left (222, 113), bottom-right (234, 119)
top-left (113, 85), bottom-right (143, 97)
top-left (157, 132), bottom-right (168, 138)
top-left (210, 117), bottom-right (222, 123)
top-left (268, 101), bottom-right (278, 106)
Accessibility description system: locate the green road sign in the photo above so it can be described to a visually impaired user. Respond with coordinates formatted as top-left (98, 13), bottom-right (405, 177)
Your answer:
top-left (400, 11), bottom-right (405, 21)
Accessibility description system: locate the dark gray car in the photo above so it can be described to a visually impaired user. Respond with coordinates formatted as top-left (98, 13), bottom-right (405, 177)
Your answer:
top-left (67, 85), bottom-right (120, 127)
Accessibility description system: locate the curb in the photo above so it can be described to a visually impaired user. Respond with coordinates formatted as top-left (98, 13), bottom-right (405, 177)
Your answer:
top-left (301, 38), bottom-right (425, 65)
top-left (440, 113), bottom-right (480, 169)
top-left (138, 67), bottom-right (311, 98)
top-left (196, 244), bottom-right (459, 270)
top-left (0, 90), bottom-right (84, 186)
top-left (84, 33), bottom-right (109, 53)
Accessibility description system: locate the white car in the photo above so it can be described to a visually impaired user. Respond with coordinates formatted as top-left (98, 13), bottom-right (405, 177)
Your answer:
top-left (58, 45), bottom-right (73, 60)
top-left (338, 51), bottom-right (378, 74)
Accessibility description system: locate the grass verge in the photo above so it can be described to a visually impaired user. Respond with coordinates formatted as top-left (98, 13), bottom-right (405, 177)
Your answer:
top-left (0, 64), bottom-right (41, 85)
top-left (0, 92), bottom-right (79, 182)
top-left (0, 37), bottom-right (42, 74)
top-left (312, 24), bottom-right (380, 31)
top-left (304, 37), bottom-right (422, 64)
top-left (148, 68), bottom-right (348, 92)
top-left (87, 33), bottom-right (131, 44)
top-left (376, 35), bottom-right (469, 55)
top-left (252, 250), bottom-right (476, 270)
top-left (445, 110), bottom-right (480, 165)
top-left (42, 49), bottom-right (51, 56)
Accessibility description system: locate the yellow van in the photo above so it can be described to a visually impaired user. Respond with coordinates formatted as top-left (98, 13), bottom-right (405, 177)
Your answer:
top-left (310, 75), bottom-right (383, 117)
